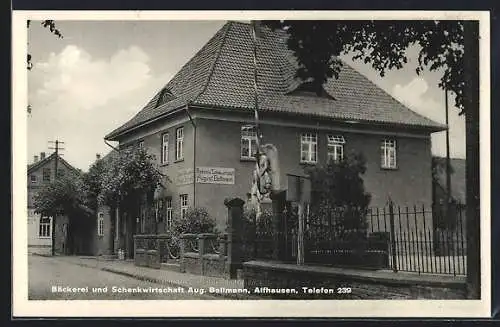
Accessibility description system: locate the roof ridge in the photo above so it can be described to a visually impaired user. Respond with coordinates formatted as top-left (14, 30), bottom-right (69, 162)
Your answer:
top-left (191, 21), bottom-right (232, 104)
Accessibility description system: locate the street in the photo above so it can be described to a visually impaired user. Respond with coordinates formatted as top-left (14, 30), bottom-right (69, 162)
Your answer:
top-left (28, 255), bottom-right (217, 300)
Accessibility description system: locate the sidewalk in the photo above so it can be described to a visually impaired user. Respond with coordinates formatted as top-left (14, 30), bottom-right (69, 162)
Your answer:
top-left (37, 254), bottom-right (257, 299)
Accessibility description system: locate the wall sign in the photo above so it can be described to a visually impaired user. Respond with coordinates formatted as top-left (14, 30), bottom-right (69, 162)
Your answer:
top-left (196, 166), bottom-right (235, 185)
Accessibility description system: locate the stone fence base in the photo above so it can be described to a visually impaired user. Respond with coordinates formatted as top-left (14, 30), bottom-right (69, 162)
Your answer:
top-left (243, 260), bottom-right (467, 299)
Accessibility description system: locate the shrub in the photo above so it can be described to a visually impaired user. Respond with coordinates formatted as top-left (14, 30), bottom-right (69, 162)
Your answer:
top-left (172, 207), bottom-right (216, 235)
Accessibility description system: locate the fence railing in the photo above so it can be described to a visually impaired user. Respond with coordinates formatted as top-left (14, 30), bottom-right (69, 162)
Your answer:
top-left (249, 202), bottom-right (467, 276)
top-left (366, 204), bottom-right (466, 276)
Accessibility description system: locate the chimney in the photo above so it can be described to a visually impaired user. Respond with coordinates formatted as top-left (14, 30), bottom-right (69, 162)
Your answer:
top-left (96, 153), bottom-right (101, 161)
top-left (34, 155), bottom-right (39, 163)
top-left (40, 152), bottom-right (46, 160)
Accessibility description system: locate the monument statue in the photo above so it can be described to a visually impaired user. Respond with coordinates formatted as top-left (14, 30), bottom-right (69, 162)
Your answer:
top-left (251, 144), bottom-right (280, 219)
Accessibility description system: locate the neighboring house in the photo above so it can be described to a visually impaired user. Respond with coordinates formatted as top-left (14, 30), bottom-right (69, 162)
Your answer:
top-left (432, 157), bottom-right (466, 229)
top-left (90, 152), bottom-right (116, 257)
top-left (27, 151), bottom-right (79, 255)
top-left (104, 21), bottom-right (445, 256)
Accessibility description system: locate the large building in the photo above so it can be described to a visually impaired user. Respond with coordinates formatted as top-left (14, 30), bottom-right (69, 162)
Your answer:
top-left (105, 21), bottom-right (445, 248)
top-left (27, 152), bottom-right (79, 255)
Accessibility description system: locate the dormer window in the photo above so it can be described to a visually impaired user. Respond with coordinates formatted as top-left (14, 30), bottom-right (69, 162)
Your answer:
top-left (155, 88), bottom-right (175, 108)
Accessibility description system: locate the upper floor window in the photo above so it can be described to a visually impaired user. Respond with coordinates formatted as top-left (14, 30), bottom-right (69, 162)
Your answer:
top-left (97, 213), bottom-right (104, 236)
top-left (162, 133), bottom-right (169, 164)
top-left (300, 133), bottom-right (317, 164)
top-left (327, 135), bottom-right (345, 163)
top-left (138, 140), bottom-right (145, 149)
top-left (39, 216), bottom-right (51, 238)
top-left (30, 175), bottom-right (37, 183)
top-left (166, 197), bottom-right (173, 229)
top-left (42, 168), bottom-right (51, 182)
top-left (381, 139), bottom-right (397, 169)
top-left (176, 127), bottom-right (184, 161)
top-left (241, 125), bottom-right (258, 159)
top-left (180, 194), bottom-right (188, 219)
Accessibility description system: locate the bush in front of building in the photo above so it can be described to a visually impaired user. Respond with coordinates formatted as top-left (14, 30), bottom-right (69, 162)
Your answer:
top-left (306, 150), bottom-right (372, 242)
top-left (172, 207), bottom-right (217, 235)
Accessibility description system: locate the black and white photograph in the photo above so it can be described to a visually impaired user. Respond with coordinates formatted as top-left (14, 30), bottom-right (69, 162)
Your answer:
top-left (12, 11), bottom-right (491, 317)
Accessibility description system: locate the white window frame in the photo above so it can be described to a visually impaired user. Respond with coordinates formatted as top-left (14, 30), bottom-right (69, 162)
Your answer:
top-left (176, 127), bottom-right (184, 161)
top-left (138, 140), bottom-right (145, 149)
top-left (300, 132), bottom-right (318, 164)
top-left (381, 139), bottom-right (397, 169)
top-left (240, 125), bottom-right (258, 159)
top-left (30, 174), bottom-right (37, 183)
top-left (162, 133), bottom-right (169, 164)
top-left (97, 213), bottom-right (104, 236)
top-left (327, 135), bottom-right (345, 163)
top-left (180, 194), bottom-right (188, 219)
top-left (166, 198), bottom-right (173, 228)
top-left (39, 216), bottom-right (51, 238)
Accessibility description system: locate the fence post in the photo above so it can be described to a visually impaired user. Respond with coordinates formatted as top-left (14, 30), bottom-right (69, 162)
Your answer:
top-left (389, 201), bottom-right (398, 273)
top-left (224, 197), bottom-right (245, 279)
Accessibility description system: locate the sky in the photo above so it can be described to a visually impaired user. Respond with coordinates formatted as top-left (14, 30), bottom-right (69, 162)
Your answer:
top-left (27, 20), bottom-right (466, 171)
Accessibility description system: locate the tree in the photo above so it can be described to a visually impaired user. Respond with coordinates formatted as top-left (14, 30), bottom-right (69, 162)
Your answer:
top-left (306, 151), bottom-right (371, 239)
top-left (27, 20), bottom-right (63, 114)
top-left (33, 171), bottom-right (93, 255)
top-left (263, 20), bottom-right (480, 298)
top-left (99, 147), bottom-right (163, 217)
top-left (27, 20), bottom-right (63, 71)
top-left (33, 173), bottom-right (92, 219)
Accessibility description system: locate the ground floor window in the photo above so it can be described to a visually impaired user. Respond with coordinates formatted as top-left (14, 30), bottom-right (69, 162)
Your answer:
top-left (166, 198), bottom-right (173, 229)
top-left (97, 213), bottom-right (104, 236)
top-left (180, 194), bottom-right (188, 219)
top-left (39, 217), bottom-right (51, 238)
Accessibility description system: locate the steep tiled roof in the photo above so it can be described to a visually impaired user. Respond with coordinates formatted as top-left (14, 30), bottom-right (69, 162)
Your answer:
top-left (106, 21), bottom-right (445, 140)
top-left (27, 152), bottom-right (80, 175)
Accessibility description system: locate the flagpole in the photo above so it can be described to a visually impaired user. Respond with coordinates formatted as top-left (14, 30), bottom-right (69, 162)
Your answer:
top-left (251, 20), bottom-right (261, 151)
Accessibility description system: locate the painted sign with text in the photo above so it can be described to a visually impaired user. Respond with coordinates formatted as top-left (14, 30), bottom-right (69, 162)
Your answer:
top-left (195, 166), bottom-right (235, 185)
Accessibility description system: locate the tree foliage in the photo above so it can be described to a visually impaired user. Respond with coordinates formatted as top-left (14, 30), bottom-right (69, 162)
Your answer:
top-left (263, 20), bottom-right (466, 114)
top-left (27, 20), bottom-right (63, 71)
top-left (33, 172), bottom-right (92, 218)
top-left (98, 147), bottom-right (163, 208)
top-left (305, 151), bottom-right (372, 238)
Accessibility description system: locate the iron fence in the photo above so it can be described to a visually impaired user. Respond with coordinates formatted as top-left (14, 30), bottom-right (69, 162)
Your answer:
top-left (249, 202), bottom-right (467, 276)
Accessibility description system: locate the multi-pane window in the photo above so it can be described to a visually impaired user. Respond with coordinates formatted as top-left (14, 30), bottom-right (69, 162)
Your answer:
top-left (97, 213), bottom-right (104, 236)
top-left (42, 168), bottom-right (51, 182)
top-left (176, 127), bottom-right (184, 161)
top-left (162, 133), bottom-right (169, 164)
top-left (327, 135), bottom-right (345, 163)
top-left (39, 217), bottom-right (51, 238)
top-left (57, 169), bottom-right (65, 178)
top-left (180, 194), bottom-right (188, 219)
top-left (381, 139), bottom-right (397, 169)
top-left (240, 125), bottom-right (258, 159)
top-left (300, 133), bottom-right (318, 163)
top-left (166, 198), bottom-right (173, 229)
top-left (30, 175), bottom-right (37, 183)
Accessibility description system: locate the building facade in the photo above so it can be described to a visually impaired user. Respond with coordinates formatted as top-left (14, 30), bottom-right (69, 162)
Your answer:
top-left (105, 21), bottom-right (445, 251)
top-left (27, 152), bottom-right (76, 255)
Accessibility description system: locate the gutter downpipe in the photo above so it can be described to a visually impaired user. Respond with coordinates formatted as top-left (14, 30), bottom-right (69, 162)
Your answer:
top-left (104, 138), bottom-right (121, 257)
top-left (185, 102), bottom-right (197, 208)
